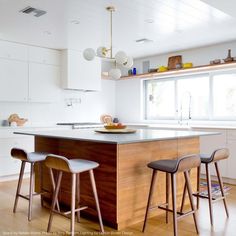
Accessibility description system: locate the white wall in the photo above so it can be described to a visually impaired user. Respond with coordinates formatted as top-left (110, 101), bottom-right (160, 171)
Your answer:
top-left (116, 40), bottom-right (236, 123)
top-left (0, 79), bottom-right (116, 125)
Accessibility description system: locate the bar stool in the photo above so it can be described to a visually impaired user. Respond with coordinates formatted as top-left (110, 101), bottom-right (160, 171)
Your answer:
top-left (143, 154), bottom-right (201, 236)
top-left (11, 148), bottom-right (48, 221)
top-left (44, 154), bottom-right (104, 236)
top-left (181, 148), bottom-right (229, 226)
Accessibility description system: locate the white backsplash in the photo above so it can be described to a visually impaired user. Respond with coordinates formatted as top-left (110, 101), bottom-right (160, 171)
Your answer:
top-left (0, 79), bottom-right (116, 126)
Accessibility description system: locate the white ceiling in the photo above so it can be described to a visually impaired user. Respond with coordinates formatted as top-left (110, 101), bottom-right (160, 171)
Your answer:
top-left (0, 0), bottom-right (236, 58)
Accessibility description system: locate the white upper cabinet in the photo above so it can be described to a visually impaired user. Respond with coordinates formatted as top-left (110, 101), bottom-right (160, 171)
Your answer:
top-left (0, 41), bottom-right (61, 103)
top-left (29, 63), bottom-right (60, 103)
top-left (0, 41), bottom-right (28, 61)
top-left (28, 46), bottom-right (60, 65)
top-left (0, 58), bottom-right (28, 102)
top-left (61, 49), bottom-right (101, 91)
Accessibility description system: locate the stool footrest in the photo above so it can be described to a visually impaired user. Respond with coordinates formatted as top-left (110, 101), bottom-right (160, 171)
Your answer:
top-left (193, 192), bottom-right (226, 202)
top-left (18, 191), bottom-right (48, 201)
top-left (52, 206), bottom-right (88, 218)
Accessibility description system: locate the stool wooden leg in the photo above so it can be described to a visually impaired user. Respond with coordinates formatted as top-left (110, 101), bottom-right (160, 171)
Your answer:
top-left (38, 162), bottom-right (44, 207)
top-left (180, 181), bottom-right (187, 213)
top-left (13, 161), bottom-right (26, 213)
top-left (71, 173), bottom-right (76, 236)
top-left (76, 174), bottom-right (80, 223)
top-left (28, 163), bottom-right (34, 221)
top-left (49, 169), bottom-right (60, 212)
top-left (47, 171), bottom-right (63, 232)
top-left (184, 171), bottom-right (199, 234)
top-left (206, 164), bottom-right (214, 226)
top-left (215, 162), bottom-right (229, 217)
top-left (196, 165), bottom-right (201, 209)
top-left (142, 170), bottom-right (157, 232)
top-left (166, 173), bottom-right (170, 223)
top-left (89, 170), bottom-right (104, 233)
top-left (171, 173), bottom-right (177, 236)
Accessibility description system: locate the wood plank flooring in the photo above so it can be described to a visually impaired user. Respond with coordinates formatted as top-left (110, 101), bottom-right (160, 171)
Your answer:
top-left (0, 178), bottom-right (236, 236)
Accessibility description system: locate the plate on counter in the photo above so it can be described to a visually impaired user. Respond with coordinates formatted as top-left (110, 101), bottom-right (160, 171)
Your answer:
top-left (95, 128), bottom-right (136, 134)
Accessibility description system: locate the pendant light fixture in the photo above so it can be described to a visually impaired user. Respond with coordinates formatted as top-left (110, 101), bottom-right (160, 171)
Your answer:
top-left (83, 6), bottom-right (133, 80)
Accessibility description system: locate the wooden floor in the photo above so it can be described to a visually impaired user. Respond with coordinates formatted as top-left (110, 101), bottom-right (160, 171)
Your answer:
top-left (0, 178), bottom-right (236, 236)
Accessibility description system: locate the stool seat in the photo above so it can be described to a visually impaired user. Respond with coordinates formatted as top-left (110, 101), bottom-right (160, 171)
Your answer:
top-left (200, 148), bottom-right (229, 163)
top-left (45, 154), bottom-right (99, 173)
top-left (148, 154), bottom-right (200, 173)
top-left (11, 148), bottom-right (48, 162)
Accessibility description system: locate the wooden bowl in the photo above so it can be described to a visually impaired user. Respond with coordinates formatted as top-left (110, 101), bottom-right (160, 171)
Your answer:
top-left (104, 125), bottom-right (126, 130)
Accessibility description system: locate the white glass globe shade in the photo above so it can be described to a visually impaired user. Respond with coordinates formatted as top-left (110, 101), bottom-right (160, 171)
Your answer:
top-left (123, 56), bottom-right (133, 68)
top-left (115, 51), bottom-right (127, 65)
top-left (83, 48), bottom-right (96, 61)
top-left (109, 68), bottom-right (121, 80)
top-left (97, 47), bottom-right (107, 57)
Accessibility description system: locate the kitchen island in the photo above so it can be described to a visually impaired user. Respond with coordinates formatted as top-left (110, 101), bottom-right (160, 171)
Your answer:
top-left (15, 129), bottom-right (217, 230)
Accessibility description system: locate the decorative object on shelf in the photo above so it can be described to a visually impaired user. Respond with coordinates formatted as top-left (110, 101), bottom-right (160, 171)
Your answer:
top-left (142, 60), bottom-right (150, 73)
top-left (224, 49), bottom-right (233, 63)
top-left (158, 66), bottom-right (168, 72)
top-left (100, 114), bottom-right (113, 124)
top-left (1, 120), bottom-right (9, 126)
top-left (210, 59), bottom-right (221, 65)
top-left (148, 68), bottom-right (157, 73)
top-left (168, 55), bottom-right (182, 70)
top-left (8, 113), bottom-right (28, 126)
top-left (132, 68), bottom-right (137, 75)
top-left (128, 69), bottom-right (133, 75)
top-left (83, 6), bottom-right (133, 80)
top-left (113, 117), bottom-right (119, 123)
top-left (183, 62), bottom-right (193, 68)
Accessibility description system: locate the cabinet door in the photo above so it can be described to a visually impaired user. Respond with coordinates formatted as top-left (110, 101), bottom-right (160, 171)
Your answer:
top-left (62, 50), bottom-right (101, 91)
top-left (29, 63), bottom-right (60, 103)
top-left (225, 130), bottom-right (236, 179)
top-left (0, 41), bottom-right (28, 61)
top-left (0, 58), bottom-right (28, 102)
top-left (28, 46), bottom-right (60, 65)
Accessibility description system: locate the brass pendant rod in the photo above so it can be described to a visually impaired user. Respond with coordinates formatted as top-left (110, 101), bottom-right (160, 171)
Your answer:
top-left (110, 9), bottom-right (113, 59)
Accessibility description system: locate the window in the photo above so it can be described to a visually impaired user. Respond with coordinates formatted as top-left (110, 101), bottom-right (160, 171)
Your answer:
top-left (212, 73), bottom-right (236, 119)
top-left (144, 69), bottom-right (236, 121)
top-left (145, 80), bottom-right (175, 119)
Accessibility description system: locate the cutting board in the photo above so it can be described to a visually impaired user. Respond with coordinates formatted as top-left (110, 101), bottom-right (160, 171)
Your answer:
top-left (95, 128), bottom-right (136, 134)
top-left (168, 55), bottom-right (182, 69)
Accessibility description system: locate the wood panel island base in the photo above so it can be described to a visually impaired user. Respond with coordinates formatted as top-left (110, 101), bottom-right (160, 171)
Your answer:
top-left (15, 129), bottom-right (217, 230)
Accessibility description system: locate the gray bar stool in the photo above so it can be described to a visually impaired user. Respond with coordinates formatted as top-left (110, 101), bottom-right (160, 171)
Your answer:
top-left (143, 154), bottom-right (201, 236)
top-left (11, 148), bottom-right (48, 221)
top-left (44, 154), bottom-right (104, 236)
top-left (181, 148), bottom-right (229, 226)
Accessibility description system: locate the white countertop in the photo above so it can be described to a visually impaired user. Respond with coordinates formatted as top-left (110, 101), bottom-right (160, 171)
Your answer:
top-left (14, 129), bottom-right (219, 144)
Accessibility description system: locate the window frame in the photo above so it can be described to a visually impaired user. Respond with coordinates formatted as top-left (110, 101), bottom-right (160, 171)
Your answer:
top-left (143, 68), bottom-right (236, 121)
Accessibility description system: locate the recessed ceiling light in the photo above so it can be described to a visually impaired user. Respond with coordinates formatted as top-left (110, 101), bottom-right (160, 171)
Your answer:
top-left (135, 38), bottom-right (153, 43)
top-left (70, 20), bottom-right (80, 25)
top-left (145, 19), bottom-right (154, 24)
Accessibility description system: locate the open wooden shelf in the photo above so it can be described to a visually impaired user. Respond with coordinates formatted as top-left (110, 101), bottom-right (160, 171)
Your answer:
top-left (119, 61), bottom-right (236, 80)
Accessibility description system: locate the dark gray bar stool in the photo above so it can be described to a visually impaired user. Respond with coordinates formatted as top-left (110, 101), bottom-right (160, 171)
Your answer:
top-left (181, 148), bottom-right (229, 226)
top-left (44, 154), bottom-right (104, 236)
top-left (143, 154), bottom-right (201, 236)
top-left (11, 148), bottom-right (48, 221)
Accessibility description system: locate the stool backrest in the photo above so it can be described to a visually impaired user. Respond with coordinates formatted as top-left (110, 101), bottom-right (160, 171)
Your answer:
top-left (212, 148), bottom-right (229, 162)
top-left (45, 154), bottom-right (72, 173)
top-left (11, 148), bottom-right (27, 161)
top-left (177, 154), bottom-right (201, 173)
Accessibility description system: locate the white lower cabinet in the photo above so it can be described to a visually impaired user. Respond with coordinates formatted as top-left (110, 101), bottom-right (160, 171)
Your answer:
top-left (29, 63), bottom-right (60, 102)
top-left (0, 136), bottom-right (34, 177)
